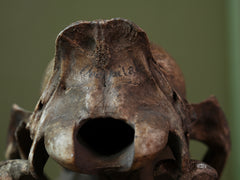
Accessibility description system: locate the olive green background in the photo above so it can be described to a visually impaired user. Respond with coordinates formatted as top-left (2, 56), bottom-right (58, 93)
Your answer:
top-left (0, 0), bottom-right (239, 179)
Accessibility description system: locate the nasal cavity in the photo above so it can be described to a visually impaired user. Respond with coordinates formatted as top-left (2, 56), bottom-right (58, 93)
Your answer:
top-left (77, 118), bottom-right (135, 156)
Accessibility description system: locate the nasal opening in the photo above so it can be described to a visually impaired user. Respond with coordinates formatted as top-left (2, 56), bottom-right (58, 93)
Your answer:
top-left (77, 117), bottom-right (135, 156)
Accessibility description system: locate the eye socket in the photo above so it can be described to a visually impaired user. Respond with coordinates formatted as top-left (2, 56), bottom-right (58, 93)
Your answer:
top-left (172, 91), bottom-right (178, 102)
top-left (77, 117), bottom-right (135, 156)
top-left (37, 101), bottom-right (44, 111)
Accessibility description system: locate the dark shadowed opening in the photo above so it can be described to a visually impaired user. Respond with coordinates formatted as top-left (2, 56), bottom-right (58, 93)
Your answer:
top-left (77, 118), bottom-right (135, 156)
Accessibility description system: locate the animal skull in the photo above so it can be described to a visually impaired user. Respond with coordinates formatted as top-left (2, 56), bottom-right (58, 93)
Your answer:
top-left (0, 18), bottom-right (230, 180)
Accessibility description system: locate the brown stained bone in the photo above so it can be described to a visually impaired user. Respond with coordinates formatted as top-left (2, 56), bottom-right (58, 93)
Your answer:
top-left (0, 18), bottom-right (230, 180)
top-left (190, 96), bottom-right (231, 176)
top-left (0, 160), bottom-right (32, 180)
top-left (5, 104), bottom-right (32, 160)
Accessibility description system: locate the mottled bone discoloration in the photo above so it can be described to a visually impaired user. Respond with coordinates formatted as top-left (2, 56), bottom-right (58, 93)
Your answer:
top-left (0, 18), bottom-right (230, 180)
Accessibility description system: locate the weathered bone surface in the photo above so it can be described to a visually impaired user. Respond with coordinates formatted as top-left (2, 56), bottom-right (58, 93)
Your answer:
top-left (0, 18), bottom-right (230, 180)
